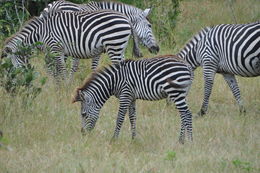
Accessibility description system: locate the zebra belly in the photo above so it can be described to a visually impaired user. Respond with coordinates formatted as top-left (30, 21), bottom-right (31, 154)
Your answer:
top-left (134, 86), bottom-right (168, 101)
top-left (63, 41), bottom-right (103, 59)
top-left (217, 55), bottom-right (260, 77)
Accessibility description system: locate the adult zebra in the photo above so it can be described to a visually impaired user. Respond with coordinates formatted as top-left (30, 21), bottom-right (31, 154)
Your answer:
top-left (72, 55), bottom-right (194, 144)
top-left (177, 22), bottom-right (260, 116)
top-left (1, 10), bottom-right (134, 80)
top-left (40, 0), bottom-right (159, 59)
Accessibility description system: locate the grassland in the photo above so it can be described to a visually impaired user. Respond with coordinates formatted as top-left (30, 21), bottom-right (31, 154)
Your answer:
top-left (0, 0), bottom-right (259, 172)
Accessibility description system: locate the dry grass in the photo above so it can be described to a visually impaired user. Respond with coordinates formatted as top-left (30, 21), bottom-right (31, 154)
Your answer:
top-left (0, 0), bottom-right (260, 172)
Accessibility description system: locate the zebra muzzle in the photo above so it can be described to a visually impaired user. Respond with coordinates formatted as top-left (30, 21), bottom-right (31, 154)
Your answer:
top-left (149, 45), bottom-right (160, 54)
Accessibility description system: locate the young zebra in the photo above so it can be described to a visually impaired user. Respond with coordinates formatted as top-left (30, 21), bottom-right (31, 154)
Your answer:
top-left (72, 55), bottom-right (194, 144)
top-left (1, 10), bottom-right (133, 81)
top-left (40, 0), bottom-right (159, 58)
top-left (177, 22), bottom-right (260, 115)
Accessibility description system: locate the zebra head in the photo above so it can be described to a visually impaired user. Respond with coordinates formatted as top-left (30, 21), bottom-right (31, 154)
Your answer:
top-left (72, 88), bottom-right (101, 135)
top-left (1, 43), bottom-right (29, 67)
top-left (132, 8), bottom-right (159, 54)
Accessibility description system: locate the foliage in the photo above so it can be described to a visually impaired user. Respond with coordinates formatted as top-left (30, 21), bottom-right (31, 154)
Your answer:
top-left (0, 42), bottom-right (47, 105)
top-left (232, 159), bottom-right (254, 172)
top-left (165, 151), bottom-right (177, 161)
top-left (0, 0), bottom-right (30, 38)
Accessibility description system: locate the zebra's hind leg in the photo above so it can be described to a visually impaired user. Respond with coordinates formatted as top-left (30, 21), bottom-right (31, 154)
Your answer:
top-left (168, 92), bottom-right (193, 144)
top-left (222, 74), bottom-right (246, 114)
top-left (128, 101), bottom-right (137, 139)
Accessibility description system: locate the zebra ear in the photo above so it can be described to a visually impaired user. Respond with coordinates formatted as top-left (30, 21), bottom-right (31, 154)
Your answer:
top-left (72, 88), bottom-right (83, 103)
top-left (143, 8), bottom-right (151, 17)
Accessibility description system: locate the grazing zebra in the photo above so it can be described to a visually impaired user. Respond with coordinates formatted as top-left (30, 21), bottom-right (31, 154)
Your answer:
top-left (1, 10), bottom-right (134, 80)
top-left (177, 22), bottom-right (260, 116)
top-left (40, 0), bottom-right (159, 61)
top-left (72, 55), bottom-right (194, 144)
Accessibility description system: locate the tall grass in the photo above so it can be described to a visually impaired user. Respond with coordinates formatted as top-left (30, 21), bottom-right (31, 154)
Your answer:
top-left (0, 0), bottom-right (259, 172)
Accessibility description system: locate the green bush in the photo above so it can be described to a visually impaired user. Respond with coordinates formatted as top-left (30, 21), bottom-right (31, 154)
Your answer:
top-left (0, 56), bottom-right (47, 104)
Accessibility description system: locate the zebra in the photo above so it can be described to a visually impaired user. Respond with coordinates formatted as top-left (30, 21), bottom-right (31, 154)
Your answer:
top-left (1, 10), bottom-right (135, 80)
top-left (40, 0), bottom-right (160, 75)
top-left (72, 55), bottom-right (194, 144)
top-left (177, 22), bottom-right (260, 116)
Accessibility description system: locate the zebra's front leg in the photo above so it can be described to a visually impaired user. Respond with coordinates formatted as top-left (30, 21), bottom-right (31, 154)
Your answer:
top-left (69, 57), bottom-right (80, 80)
top-left (128, 100), bottom-right (137, 139)
top-left (91, 55), bottom-right (101, 70)
top-left (112, 96), bottom-right (130, 140)
top-left (222, 74), bottom-right (246, 114)
top-left (199, 68), bottom-right (216, 116)
top-left (55, 54), bottom-right (67, 81)
top-left (132, 31), bottom-right (142, 58)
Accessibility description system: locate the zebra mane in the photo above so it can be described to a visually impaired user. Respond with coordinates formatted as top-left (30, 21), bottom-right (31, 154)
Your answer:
top-left (76, 63), bottom-right (119, 91)
top-left (89, 0), bottom-right (144, 17)
top-left (178, 27), bottom-right (211, 56)
top-left (95, 1), bottom-right (143, 11)
top-left (186, 27), bottom-right (211, 46)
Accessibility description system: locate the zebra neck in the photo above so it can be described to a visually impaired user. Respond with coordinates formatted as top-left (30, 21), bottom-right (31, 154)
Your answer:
top-left (177, 27), bottom-right (211, 70)
top-left (177, 45), bottom-right (200, 70)
top-left (12, 19), bottom-right (42, 48)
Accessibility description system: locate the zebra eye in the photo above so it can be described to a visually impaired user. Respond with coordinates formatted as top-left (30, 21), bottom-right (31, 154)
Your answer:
top-left (148, 24), bottom-right (152, 28)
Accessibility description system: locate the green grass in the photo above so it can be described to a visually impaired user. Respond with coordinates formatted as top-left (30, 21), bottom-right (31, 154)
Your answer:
top-left (0, 0), bottom-right (260, 172)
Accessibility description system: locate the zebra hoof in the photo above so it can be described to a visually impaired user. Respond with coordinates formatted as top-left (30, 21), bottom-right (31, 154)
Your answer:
top-left (197, 109), bottom-right (206, 117)
top-left (109, 136), bottom-right (118, 144)
top-left (239, 107), bottom-right (246, 115)
top-left (179, 137), bottom-right (185, 144)
top-left (133, 50), bottom-right (143, 58)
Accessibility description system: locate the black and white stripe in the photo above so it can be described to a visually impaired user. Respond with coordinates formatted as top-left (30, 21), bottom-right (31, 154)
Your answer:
top-left (41, 0), bottom-right (160, 56)
top-left (177, 22), bottom-right (260, 115)
top-left (72, 55), bottom-right (194, 144)
top-left (2, 10), bottom-right (133, 80)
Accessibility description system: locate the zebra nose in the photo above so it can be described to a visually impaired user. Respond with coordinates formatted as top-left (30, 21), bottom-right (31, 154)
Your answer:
top-left (149, 45), bottom-right (160, 54)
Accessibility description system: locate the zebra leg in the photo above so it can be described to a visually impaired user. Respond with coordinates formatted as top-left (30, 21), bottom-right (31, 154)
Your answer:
top-left (112, 95), bottom-right (131, 139)
top-left (106, 35), bottom-right (130, 64)
top-left (168, 92), bottom-right (193, 144)
top-left (54, 53), bottom-right (67, 81)
top-left (44, 52), bottom-right (56, 78)
top-left (222, 74), bottom-right (246, 114)
top-left (69, 57), bottom-right (80, 80)
top-left (132, 31), bottom-right (142, 58)
top-left (199, 67), bottom-right (217, 116)
top-left (91, 55), bottom-right (101, 70)
top-left (128, 100), bottom-right (137, 139)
